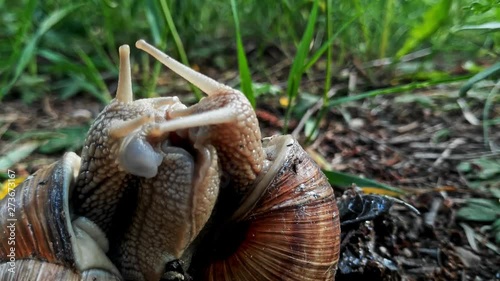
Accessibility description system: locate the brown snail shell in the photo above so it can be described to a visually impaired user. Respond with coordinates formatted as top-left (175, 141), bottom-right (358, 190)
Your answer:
top-left (130, 41), bottom-right (341, 280)
top-left (192, 135), bottom-right (341, 280)
top-left (0, 152), bottom-right (123, 281)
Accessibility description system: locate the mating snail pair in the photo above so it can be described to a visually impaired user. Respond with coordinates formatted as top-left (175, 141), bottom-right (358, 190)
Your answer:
top-left (0, 40), bottom-right (341, 280)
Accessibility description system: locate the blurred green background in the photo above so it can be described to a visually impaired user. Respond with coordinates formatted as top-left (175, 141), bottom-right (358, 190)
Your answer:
top-left (0, 0), bottom-right (498, 104)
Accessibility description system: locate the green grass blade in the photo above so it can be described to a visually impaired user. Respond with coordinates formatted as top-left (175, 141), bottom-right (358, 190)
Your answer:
top-left (379, 0), bottom-right (395, 58)
top-left (1, 4), bottom-right (81, 99)
top-left (459, 62), bottom-right (500, 97)
top-left (38, 125), bottom-right (90, 154)
top-left (84, 24), bottom-right (119, 75)
top-left (75, 47), bottom-right (112, 103)
top-left (99, 0), bottom-right (118, 63)
top-left (455, 22), bottom-right (500, 31)
top-left (324, 0), bottom-right (333, 104)
top-left (143, 0), bottom-right (166, 98)
top-left (458, 62), bottom-right (500, 149)
top-left (484, 118), bottom-right (500, 126)
top-left (305, 0), bottom-right (334, 143)
top-left (283, 0), bottom-right (319, 132)
top-left (302, 14), bottom-right (357, 72)
top-left (396, 0), bottom-right (452, 58)
top-left (145, 0), bottom-right (164, 46)
top-left (144, 57), bottom-right (164, 99)
top-left (159, 0), bottom-right (202, 100)
top-left (231, 0), bottom-right (255, 107)
top-left (0, 141), bottom-right (44, 170)
top-left (323, 170), bottom-right (405, 195)
top-left (328, 75), bottom-right (472, 108)
top-left (0, 0), bottom-right (36, 75)
top-left (483, 86), bottom-right (499, 149)
top-left (353, 0), bottom-right (370, 56)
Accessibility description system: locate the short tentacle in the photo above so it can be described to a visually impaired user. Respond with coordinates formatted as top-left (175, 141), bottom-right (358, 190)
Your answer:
top-left (116, 45), bottom-right (133, 103)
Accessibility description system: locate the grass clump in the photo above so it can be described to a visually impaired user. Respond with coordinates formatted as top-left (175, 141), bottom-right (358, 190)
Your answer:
top-left (0, 0), bottom-right (496, 103)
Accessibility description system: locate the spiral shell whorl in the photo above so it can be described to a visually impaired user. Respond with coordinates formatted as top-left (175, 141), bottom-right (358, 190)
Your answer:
top-left (202, 136), bottom-right (341, 280)
top-left (0, 152), bottom-right (122, 280)
top-left (0, 153), bottom-right (79, 266)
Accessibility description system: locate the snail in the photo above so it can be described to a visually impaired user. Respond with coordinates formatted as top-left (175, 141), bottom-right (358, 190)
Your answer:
top-left (0, 152), bottom-right (122, 280)
top-left (0, 40), bottom-right (341, 281)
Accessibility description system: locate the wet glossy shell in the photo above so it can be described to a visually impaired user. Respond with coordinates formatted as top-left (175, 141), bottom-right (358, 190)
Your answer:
top-left (202, 136), bottom-right (341, 280)
top-left (0, 152), bottom-right (122, 281)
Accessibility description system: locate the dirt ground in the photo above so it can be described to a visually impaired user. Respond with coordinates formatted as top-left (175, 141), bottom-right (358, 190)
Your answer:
top-left (256, 85), bottom-right (500, 280)
top-left (1, 71), bottom-right (499, 280)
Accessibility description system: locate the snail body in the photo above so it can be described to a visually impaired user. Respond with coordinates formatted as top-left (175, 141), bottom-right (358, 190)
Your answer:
top-left (0, 40), bottom-right (340, 281)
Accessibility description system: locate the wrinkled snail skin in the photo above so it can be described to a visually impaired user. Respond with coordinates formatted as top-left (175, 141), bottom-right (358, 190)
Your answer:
top-left (117, 145), bottom-right (221, 281)
top-left (72, 45), bottom-right (189, 234)
top-left (70, 45), bottom-right (225, 281)
top-left (0, 153), bottom-right (123, 280)
top-left (0, 41), bottom-right (341, 281)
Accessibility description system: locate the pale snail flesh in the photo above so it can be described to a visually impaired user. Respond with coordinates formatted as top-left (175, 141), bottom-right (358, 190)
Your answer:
top-left (0, 40), bottom-right (340, 281)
